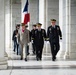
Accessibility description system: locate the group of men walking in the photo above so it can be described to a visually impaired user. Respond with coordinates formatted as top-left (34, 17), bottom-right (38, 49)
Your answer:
top-left (12, 19), bottom-right (62, 61)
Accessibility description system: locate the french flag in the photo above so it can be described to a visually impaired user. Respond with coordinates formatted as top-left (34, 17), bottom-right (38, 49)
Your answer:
top-left (23, 0), bottom-right (30, 24)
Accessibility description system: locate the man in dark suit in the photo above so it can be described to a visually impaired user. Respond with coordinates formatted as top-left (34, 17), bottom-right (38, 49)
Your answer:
top-left (47, 19), bottom-right (62, 61)
top-left (12, 24), bottom-right (20, 52)
top-left (30, 24), bottom-right (37, 55)
top-left (33, 23), bottom-right (46, 61)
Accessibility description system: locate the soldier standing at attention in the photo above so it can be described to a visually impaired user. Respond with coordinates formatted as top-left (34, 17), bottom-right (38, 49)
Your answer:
top-left (47, 19), bottom-right (62, 61)
top-left (33, 23), bottom-right (46, 61)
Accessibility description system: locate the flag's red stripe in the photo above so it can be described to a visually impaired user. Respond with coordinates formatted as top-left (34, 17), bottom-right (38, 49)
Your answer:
top-left (23, 13), bottom-right (30, 24)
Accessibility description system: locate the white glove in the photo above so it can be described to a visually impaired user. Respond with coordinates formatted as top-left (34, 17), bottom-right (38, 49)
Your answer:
top-left (47, 41), bottom-right (49, 44)
top-left (60, 40), bottom-right (62, 42)
top-left (44, 41), bottom-right (46, 44)
top-left (28, 43), bottom-right (30, 45)
top-left (31, 40), bottom-right (33, 43)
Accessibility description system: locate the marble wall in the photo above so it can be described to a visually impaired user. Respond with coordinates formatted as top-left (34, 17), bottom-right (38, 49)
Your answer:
top-left (29, 0), bottom-right (39, 30)
top-left (12, 0), bottom-right (21, 32)
top-left (47, 0), bottom-right (59, 26)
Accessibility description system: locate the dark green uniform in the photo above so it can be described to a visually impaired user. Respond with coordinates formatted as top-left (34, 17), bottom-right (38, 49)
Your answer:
top-left (47, 25), bottom-right (62, 61)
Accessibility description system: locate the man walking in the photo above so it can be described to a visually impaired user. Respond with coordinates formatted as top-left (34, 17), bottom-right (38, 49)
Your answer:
top-left (12, 24), bottom-right (20, 53)
top-left (47, 19), bottom-right (62, 61)
top-left (20, 23), bottom-right (30, 61)
top-left (33, 23), bottom-right (46, 61)
top-left (31, 24), bottom-right (37, 55)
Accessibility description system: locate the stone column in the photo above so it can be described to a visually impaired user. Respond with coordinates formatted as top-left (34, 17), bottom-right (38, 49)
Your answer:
top-left (69, 0), bottom-right (76, 59)
top-left (5, 0), bottom-right (11, 49)
top-left (45, 0), bottom-right (51, 56)
top-left (29, 0), bottom-right (39, 29)
top-left (63, 0), bottom-right (70, 59)
top-left (39, 0), bottom-right (45, 28)
top-left (62, 0), bottom-right (71, 59)
top-left (46, 0), bottom-right (59, 56)
top-left (0, 0), bottom-right (8, 69)
top-left (59, 0), bottom-right (67, 58)
top-left (59, 0), bottom-right (76, 59)
top-left (39, 0), bottom-right (47, 54)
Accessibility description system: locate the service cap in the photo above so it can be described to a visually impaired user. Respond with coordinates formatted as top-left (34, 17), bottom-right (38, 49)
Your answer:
top-left (33, 24), bottom-right (36, 27)
top-left (36, 23), bottom-right (42, 26)
top-left (51, 19), bottom-right (56, 22)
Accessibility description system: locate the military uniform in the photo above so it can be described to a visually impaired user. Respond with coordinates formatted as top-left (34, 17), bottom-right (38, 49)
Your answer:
top-left (33, 27), bottom-right (46, 60)
top-left (31, 29), bottom-right (36, 54)
top-left (47, 19), bottom-right (62, 61)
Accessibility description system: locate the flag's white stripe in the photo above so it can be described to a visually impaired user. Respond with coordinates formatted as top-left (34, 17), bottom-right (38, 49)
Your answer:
top-left (21, 0), bottom-right (27, 23)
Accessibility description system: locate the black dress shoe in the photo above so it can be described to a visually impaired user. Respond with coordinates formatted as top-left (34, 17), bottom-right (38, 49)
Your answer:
top-left (54, 56), bottom-right (56, 60)
top-left (25, 58), bottom-right (27, 61)
top-left (17, 53), bottom-right (18, 55)
top-left (20, 58), bottom-right (23, 60)
top-left (53, 58), bottom-right (55, 61)
top-left (52, 57), bottom-right (55, 61)
top-left (36, 58), bottom-right (39, 61)
top-left (13, 49), bottom-right (15, 52)
top-left (40, 58), bottom-right (42, 61)
top-left (27, 53), bottom-right (30, 55)
top-left (33, 52), bottom-right (36, 55)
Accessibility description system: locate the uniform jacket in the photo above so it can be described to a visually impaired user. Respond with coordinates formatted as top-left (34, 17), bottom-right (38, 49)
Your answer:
top-left (47, 25), bottom-right (62, 43)
top-left (30, 29), bottom-right (36, 42)
top-left (33, 29), bottom-right (46, 45)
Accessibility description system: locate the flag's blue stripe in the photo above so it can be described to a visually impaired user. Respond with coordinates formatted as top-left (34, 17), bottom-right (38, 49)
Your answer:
top-left (23, 0), bottom-right (28, 12)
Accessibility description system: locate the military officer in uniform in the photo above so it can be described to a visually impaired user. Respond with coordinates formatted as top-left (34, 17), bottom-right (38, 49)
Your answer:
top-left (31, 24), bottom-right (37, 55)
top-left (33, 23), bottom-right (46, 61)
top-left (47, 19), bottom-right (62, 61)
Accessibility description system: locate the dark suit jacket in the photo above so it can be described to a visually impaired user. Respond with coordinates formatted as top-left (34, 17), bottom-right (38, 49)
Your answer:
top-left (12, 29), bottom-right (18, 41)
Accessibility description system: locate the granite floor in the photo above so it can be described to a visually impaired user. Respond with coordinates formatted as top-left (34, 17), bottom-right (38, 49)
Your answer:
top-left (0, 48), bottom-right (76, 75)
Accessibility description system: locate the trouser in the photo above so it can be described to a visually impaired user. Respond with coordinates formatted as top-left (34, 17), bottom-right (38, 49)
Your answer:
top-left (21, 43), bottom-right (28, 59)
top-left (50, 42), bottom-right (60, 58)
top-left (32, 42), bottom-right (36, 54)
top-left (35, 44), bottom-right (43, 59)
top-left (13, 40), bottom-right (17, 52)
top-left (16, 44), bottom-right (19, 55)
top-left (27, 44), bottom-right (29, 55)
top-left (13, 40), bottom-right (19, 54)
top-left (18, 43), bottom-right (21, 55)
